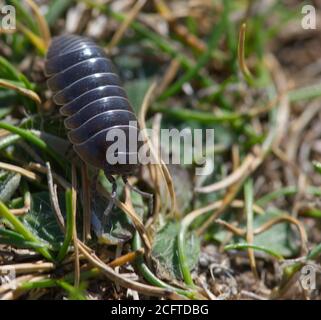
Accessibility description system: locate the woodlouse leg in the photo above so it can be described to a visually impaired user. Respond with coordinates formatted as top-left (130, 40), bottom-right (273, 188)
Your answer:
top-left (101, 174), bottom-right (117, 226)
top-left (122, 176), bottom-right (154, 217)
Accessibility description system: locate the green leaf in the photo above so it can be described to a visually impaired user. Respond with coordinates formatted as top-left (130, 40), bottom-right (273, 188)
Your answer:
top-left (231, 209), bottom-right (299, 258)
top-left (224, 243), bottom-right (283, 260)
top-left (0, 200), bottom-right (54, 260)
top-left (0, 57), bottom-right (33, 89)
top-left (0, 57), bottom-right (36, 112)
top-left (45, 0), bottom-right (74, 27)
top-left (152, 221), bottom-right (200, 281)
top-left (252, 210), bottom-right (299, 257)
top-left (313, 161), bottom-right (321, 175)
top-left (20, 192), bottom-right (65, 249)
top-left (0, 106), bottom-right (12, 119)
top-left (0, 227), bottom-right (49, 250)
top-left (210, 209), bottom-right (300, 258)
top-left (0, 172), bottom-right (21, 203)
top-left (7, 0), bottom-right (38, 34)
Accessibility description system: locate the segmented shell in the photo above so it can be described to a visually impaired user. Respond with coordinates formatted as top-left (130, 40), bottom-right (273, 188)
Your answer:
top-left (45, 35), bottom-right (141, 175)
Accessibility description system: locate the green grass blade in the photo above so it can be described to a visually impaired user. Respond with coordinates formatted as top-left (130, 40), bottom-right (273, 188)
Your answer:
top-left (56, 189), bottom-right (73, 262)
top-left (0, 201), bottom-right (53, 260)
top-left (224, 243), bottom-right (284, 260)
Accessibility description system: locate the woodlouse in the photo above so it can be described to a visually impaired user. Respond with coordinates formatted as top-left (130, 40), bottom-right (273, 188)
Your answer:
top-left (45, 35), bottom-right (152, 234)
top-left (45, 34), bottom-right (142, 176)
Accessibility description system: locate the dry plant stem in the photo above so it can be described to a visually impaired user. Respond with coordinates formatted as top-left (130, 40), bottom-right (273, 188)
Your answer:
top-left (28, 162), bottom-right (71, 189)
top-left (155, 58), bottom-right (181, 96)
top-left (0, 275), bottom-right (34, 296)
top-left (195, 153), bottom-right (256, 193)
top-left (248, 95), bottom-right (279, 118)
top-left (148, 113), bottom-right (163, 223)
top-left (81, 162), bottom-right (91, 240)
top-left (108, 249), bottom-right (145, 268)
top-left (272, 146), bottom-right (301, 177)
top-left (25, 0), bottom-right (51, 47)
top-left (215, 219), bottom-right (245, 236)
top-left (245, 179), bottom-right (258, 279)
top-left (76, 240), bottom-right (180, 299)
top-left (0, 161), bottom-right (40, 181)
top-left (46, 162), bottom-right (65, 232)
top-left (241, 290), bottom-right (267, 300)
top-left (232, 144), bottom-right (240, 170)
top-left (238, 23), bottom-right (253, 82)
top-left (0, 130), bottom-right (10, 138)
top-left (124, 184), bottom-right (151, 263)
top-left (265, 54), bottom-right (289, 149)
top-left (285, 100), bottom-right (321, 184)
top-left (0, 262), bottom-right (54, 275)
top-left (0, 79), bottom-right (41, 106)
top-left (232, 199), bottom-right (264, 215)
top-left (1, 291), bottom-right (15, 300)
top-left (154, 0), bottom-right (207, 53)
top-left (11, 192), bottom-right (31, 216)
top-left (16, 22), bottom-right (47, 55)
top-left (107, 0), bottom-right (147, 52)
top-left (10, 208), bottom-right (29, 215)
top-left (178, 198), bottom-right (264, 242)
top-left (160, 158), bottom-right (178, 217)
top-left (216, 214), bottom-right (307, 256)
top-left (71, 163), bottom-right (80, 287)
top-left (138, 81), bottom-right (177, 217)
top-left (197, 178), bottom-right (244, 235)
top-left (148, 165), bottom-right (166, 220)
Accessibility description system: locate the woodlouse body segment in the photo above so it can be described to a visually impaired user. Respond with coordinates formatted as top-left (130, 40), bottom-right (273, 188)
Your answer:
top-left (45, 35), bottom-right (142, 176)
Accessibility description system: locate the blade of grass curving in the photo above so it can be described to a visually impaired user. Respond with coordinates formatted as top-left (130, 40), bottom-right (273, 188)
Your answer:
top-left (288, 83), bottom-right (321, 102)
top-left (256, 186), bottom-right (321, 207)
top-left (7, 0), bottom-right (38, 33)
top-left (46, 0), bottom-right (74, 27)
top-left (224, 243), bottom-right (284, 260)
top-left (0, 122), bottom-right (65, 169)
top-left (0, 57), bottom-right (33, 89)
top-left (0, 79), bottom-right (41, 106)
top-left (56, 189), bottom-right (73, 262)
top-left (17, 22), bottom-right (47, 56)
top-left (0, 228), bottom-right (49, 250)
top-left (238, 23), bottom-right (254, 85)
top-left (152, 105), bottom-right (242, 123)
top-left (55, 280), bottom-right (86, 300)
top-left (25, 0), bottom-right (51, 47)
top-left (0, 201), bottom-right (53, 260)
top-left (132, 232), bottom-right (202, 299)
